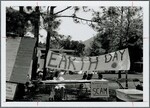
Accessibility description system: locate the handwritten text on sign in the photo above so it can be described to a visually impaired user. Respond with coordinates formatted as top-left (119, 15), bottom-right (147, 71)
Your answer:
top-left (46, 48), bottom-right (130, 71)
top-left (91, 81), bottom-right (109, 97)
top-left (6, 82), bottom-right (17, 100)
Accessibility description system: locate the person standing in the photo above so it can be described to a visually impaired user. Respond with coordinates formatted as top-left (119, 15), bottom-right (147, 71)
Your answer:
top-left (52, 70), bottom-right (65, 100)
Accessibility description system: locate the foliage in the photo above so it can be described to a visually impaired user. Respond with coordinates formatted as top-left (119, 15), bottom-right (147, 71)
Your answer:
top-left (42, 6), bottom-right (85, 56)
top-left (6, 6), bottom-right (85, 56)
top-left (60, 36), bottom-right (85, 56)
top-left (6, 7), bottom-right (25, 36)
top-left (6, 6), bottom-right (40, 37)
top-left (89, 6), bottom-right (143, 62)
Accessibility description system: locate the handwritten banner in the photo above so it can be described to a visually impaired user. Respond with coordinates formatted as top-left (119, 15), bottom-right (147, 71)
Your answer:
top-left (46, 48), bottom-right (130, 71)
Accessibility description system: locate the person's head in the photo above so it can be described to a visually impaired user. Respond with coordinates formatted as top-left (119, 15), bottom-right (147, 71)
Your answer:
top-left (130, 35), bottom-right (138, 41)
top-left (59, 71), bottom-right (64, 76)
top-left (82, 72), bottom-right (87, 80)
top-left (38, 72), bottom-right (43, 78)
top-left (140, 81), bottom-right (143, 86)
top-left (27, 20), bottom-right (32, 25)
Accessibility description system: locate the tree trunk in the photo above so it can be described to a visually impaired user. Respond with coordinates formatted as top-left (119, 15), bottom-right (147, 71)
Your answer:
top-left (118, 7), bottom-right (124, 79)
top-left (125, 7), bottom-right (131, 89)
top-left (43, 6), bottom-right (55, 80)
top-left (19, 6), bottom-right (24, 37)
top-left (31, 6), bottom-right (40, 80)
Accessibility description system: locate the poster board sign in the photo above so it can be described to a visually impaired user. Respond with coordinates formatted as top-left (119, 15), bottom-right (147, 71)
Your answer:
top-left (91, 80), bottom-right (109, 98)
top-left (46, 48), bottom-right (130, 71)
top-left (6, 82), bottom-right (17, 100)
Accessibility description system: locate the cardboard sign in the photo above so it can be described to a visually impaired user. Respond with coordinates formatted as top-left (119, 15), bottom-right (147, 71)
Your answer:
top-left (6, 82), bottom-right (17, 100)
top-left (91, 81), bottom-right (109, 97)
top-left (46, 48), bottom-right (130, 71)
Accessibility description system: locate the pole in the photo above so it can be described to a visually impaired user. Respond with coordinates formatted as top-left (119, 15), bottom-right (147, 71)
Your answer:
top-left (42, 6), bottom-right (55, 80)
top-left (19, 6), bottom-right (24, 37)
top-left (125, 7), bottom-right (130, 89)
top-left (31, 6), bottom-right (40, 80)
top-left (125, 70), bottom-right (128, 88)
top-left (35, 6), bottom-right (40, 46)
top-left (118, 7), bottom-right (124, 79)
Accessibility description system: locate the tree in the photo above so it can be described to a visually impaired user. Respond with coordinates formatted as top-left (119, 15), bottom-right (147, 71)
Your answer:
top-left (6, 6), bottom-right (91, 79)
top-left (6, 7), bottom-right (25, 37)
top-left (42, 6), bottom-right (98, 79)
top-left (6, 6), bottom-right (41, 37)
top-left (88, 6), bottom-right (143, 75)
top-left (89, 7), bottom-right (143, 57)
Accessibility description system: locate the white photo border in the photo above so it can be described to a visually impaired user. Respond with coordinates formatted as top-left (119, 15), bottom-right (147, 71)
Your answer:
top-left (1, 1), bottom-right (149, 107)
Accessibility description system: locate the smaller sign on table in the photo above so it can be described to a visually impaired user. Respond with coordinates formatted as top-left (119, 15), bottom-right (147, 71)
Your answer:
top-left (6, 82), bottom-right (18, 100)
top-left (91, 80), bottom-right (109, 98)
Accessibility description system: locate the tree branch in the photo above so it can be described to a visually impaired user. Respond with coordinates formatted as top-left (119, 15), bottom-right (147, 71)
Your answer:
top-left (56, 15), bottom-right (97, 22)
top-left (52, 35), bottom-right (62, 45)
top-left (54, 6), bottom-right (72, 15)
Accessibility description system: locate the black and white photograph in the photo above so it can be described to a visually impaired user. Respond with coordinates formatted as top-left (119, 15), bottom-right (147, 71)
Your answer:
top-left (1, 1), bottom-right (149, 107)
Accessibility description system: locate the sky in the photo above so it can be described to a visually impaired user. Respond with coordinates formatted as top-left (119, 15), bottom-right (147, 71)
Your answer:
top-left (54, 7), bottom-right (98, 41)
top-left (12, 6), bottom-right (98, 41)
